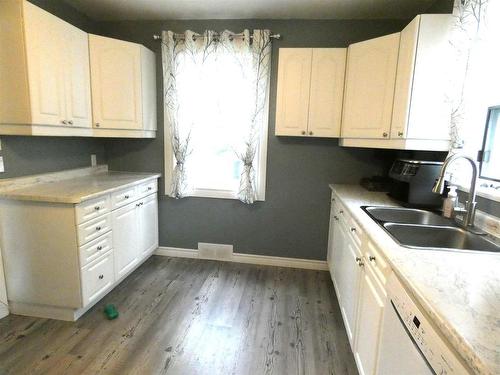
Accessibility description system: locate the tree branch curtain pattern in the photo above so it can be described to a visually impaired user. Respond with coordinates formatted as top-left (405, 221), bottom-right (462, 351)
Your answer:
top-left (161, 29), bottom-right (272, 203)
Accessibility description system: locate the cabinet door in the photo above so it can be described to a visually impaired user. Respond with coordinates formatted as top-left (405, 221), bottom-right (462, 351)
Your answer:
top-left (89, 35), bottom-right (142, 130)
top-left (308, 49), bottom-right (346, 138)
top-left (334, 220), bottom-right (363, 346)
top-left (275, 48), bottom-right (312, 136)
top-left (112, 202), bottom-right (139, 280)
top-left (23, 1), bottom-right (66, 126)
top-left (341, 33), bottom-right (400, 139)
top-left (138, 194), bottom-right (158, 257)
top-left (354, 265), bottom-right (386, 375)
top-left (62, 21), bottom-right (92, 128)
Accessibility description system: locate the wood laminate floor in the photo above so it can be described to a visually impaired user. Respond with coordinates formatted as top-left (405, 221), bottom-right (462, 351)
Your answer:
top-left (0, 256), bottom-right (358, 375)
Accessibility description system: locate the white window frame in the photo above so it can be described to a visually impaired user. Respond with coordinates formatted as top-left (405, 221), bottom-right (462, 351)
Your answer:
top-left (163, 92), bottom-right (269, 201)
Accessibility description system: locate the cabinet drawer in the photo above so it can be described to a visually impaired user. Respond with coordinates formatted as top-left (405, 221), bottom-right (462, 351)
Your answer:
top-left (81, 250), bottom-right (114, 306)
top-left (75, 195), bottom-right (111, 224)
top-left (77, 214), bottom-right (111, 246)
top-left (365, 240), bottom-right (391, 285)
top-left (111, 186), bottom-right (137, 209)
top-left (79, 231), bottom-right (113, 267)
top-left (136, 179), bottom-right (157, 198)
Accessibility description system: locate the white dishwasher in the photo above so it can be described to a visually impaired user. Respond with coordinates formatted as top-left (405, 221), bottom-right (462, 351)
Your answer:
top-left (377, 273), bottom-right (470, 375)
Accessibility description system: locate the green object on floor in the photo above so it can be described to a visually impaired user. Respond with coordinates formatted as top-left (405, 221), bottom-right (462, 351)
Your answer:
top-left (104, 304), bottom-right (119, 320)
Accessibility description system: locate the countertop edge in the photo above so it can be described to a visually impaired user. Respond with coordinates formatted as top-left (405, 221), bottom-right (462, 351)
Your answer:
top-left (0, 173), bottom-right (162, 204)
top-left (329, 183), bottom-right (494, 375)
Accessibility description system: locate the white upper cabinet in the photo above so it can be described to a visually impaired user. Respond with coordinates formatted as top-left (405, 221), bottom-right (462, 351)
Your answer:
top-left (0, 0), bottom-right (92, 135)
top-left (275, 48), bottom-right (346, 138)
top-left (341, 33), bottom-right (400, 139)
top-left (341, 15), bottom-right (454, 150)
top-left (391, 15), bottom-right (453, 142)
top-left (89, 34), bottom-right (157, 137)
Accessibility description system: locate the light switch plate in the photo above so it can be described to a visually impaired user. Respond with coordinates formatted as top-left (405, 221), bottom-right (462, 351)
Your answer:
top-left (0, 156), bottom-right (5, 173)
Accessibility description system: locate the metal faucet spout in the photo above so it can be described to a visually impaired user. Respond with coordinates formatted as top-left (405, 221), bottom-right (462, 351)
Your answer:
top-left (432, 154), bottom-right (478, 228)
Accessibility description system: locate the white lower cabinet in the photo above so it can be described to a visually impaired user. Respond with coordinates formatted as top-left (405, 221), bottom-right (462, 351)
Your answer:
top-left (0, 178), bottom-right (159, 321)
top-left (328, 192), bottom-right (391, 374)
top-left (113, 192), bottom-right (158, 280)
top-left (354, 263), bottom-right (386, 375)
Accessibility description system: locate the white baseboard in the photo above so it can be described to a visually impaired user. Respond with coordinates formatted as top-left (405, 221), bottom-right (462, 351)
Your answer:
top-left (0, 302), bottom-right (8, 320)
top-left (155, 247), bottom-right (328, 271)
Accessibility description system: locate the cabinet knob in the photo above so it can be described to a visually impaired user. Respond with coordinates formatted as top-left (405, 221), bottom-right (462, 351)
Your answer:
top-left (136, 203), bottom-right (141, 207)
top-left (96, 226), bottom-right (102, 231)
top-left (382, 132), bottom-right (388, 138)
top-left (369, 255), bottom-right (376, 262)
top-left (98, 274), bottom-right (104, 280)
top-left (148, 187), bottom-right (152, 191)
top-left (124, 195), bottom-right (130, 199)
top-left (339, 210), bottom-right (344, 214)
top-left (309, 131), bottom-right (313, 136)
top-left (350, 227), bottom-right (356, 232)
top-left (94, 206), bottom-right (100, 211)
top-left (68, 120), bottom-right (73, 125)
top-left (334, 215), bottom-right (339, 221)
top-left (97, 245), bottom-right (103, 251)
top-left (398, 131), bottom-right (403, 137)
top-left (301, 130), bottom-right (306, 135)
top-left (95, 123), bottom-right (100, 127)
top-left (355, 257), bottom-right (364, 267)
top-left (61, 120), bottom-right (67, 125)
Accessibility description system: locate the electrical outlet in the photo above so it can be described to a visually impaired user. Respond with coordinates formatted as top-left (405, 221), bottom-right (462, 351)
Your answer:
top-left (90, 154), bottom-right (97, 167)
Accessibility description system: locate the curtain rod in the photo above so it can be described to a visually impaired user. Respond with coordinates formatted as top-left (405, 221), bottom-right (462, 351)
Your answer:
top-left (152, 32), bottom-right (281, 41)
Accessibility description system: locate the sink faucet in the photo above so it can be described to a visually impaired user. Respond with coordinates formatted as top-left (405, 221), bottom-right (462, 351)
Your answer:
top-left (432, 154), bottom-right (478, 228)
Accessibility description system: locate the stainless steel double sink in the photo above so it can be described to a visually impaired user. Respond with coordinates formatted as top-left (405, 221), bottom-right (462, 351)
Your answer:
top-left (363, 206), bottom-right (500, 253)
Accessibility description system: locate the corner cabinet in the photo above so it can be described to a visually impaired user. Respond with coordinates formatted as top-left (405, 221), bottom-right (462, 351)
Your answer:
top-left (275, 48), bottom-right (346, 138)
top-left (341, 33), bottom-right (400, 140)
top-left (0, 0), bottom-right (92, 136)
top-left (89, 35), bottom-right (157, 138)
top-left (0, 178), bottom-right (159, 321)
top-left (340, 14), bottom-right (454, 151)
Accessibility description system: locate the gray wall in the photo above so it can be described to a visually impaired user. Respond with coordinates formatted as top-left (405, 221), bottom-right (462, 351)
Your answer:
top-left (0, 1), bottom-right (106, 180)
top-left (98, 19), bottom-right (409, 260)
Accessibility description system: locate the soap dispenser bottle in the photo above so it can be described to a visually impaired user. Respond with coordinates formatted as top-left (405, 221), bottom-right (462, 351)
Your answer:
top-left (443, 186), bottom-right (458, 218)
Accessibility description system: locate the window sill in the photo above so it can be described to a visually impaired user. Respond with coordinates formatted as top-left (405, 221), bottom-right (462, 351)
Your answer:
top-left (167, 188), bottom-right (265, 202)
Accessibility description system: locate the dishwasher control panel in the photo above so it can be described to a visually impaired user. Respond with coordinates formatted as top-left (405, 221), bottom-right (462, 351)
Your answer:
top-left (388, 274), bottom-right (470, 375)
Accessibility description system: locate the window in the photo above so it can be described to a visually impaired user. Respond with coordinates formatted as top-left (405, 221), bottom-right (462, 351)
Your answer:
top-left (480, 106), bottom-right (500, 182)
top-left (162, 30), bottom-right (272, 202)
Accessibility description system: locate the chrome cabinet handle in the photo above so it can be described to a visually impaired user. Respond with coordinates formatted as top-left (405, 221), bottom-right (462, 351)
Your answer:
top-left (301, 130), bottom-right (306, 135)
top-left (98, 274), bottom-right (104, 280)
top-left (383, 132), bottom-right (388, 138)
top-left (369, 255), bottom-right (376, 262)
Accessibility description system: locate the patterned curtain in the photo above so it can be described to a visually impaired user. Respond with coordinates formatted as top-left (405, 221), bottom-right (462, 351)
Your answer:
top-left (161, 29), bottom-right (271, 203)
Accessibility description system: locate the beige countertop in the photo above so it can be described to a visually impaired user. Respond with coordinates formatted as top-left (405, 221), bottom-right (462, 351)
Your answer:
top-left (329, 184), bottom-right (499, 375)
top-left (0, 170), bottom-right (161, 204)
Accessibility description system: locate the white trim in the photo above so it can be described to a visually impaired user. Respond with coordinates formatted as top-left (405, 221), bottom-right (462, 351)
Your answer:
top-left (0, 302), bottom-right (8, 320)
top-left (155, 246), bottom-right (328, 271)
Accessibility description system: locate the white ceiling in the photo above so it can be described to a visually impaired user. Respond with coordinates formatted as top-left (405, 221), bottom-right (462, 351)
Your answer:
top-left (64, 0), bottom-right (438, 21)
